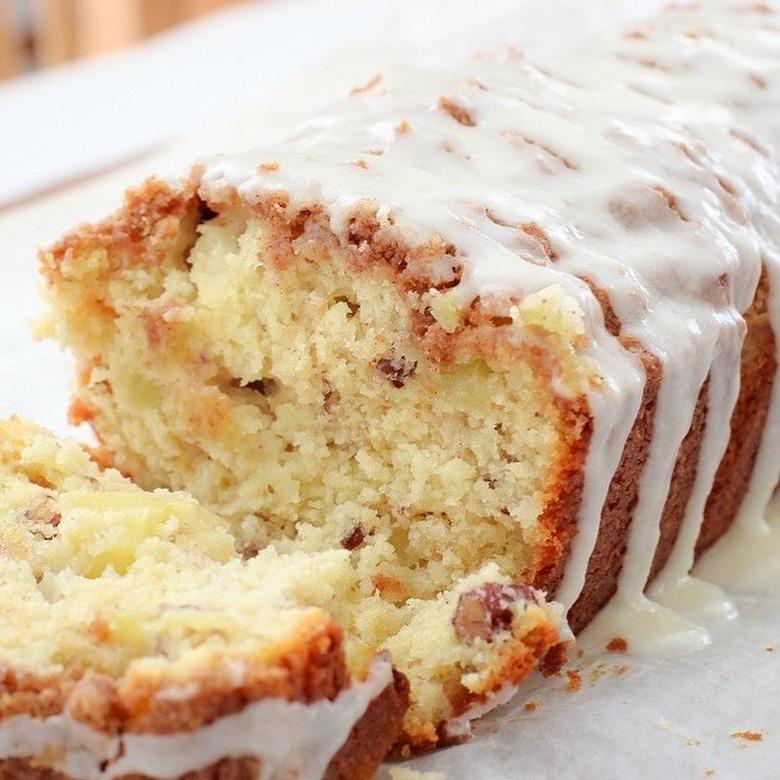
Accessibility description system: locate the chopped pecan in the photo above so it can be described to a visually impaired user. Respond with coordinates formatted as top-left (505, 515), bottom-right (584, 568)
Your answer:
top-left (376, 356), bottom-right (417, 388)
top-left (24, 498), bottom-right (61, 540)
top-left (239, 378), bottom-right (279, 397)
top-left (453, 583), bottom-right (537, 643)
top-left (540, 642), bottom-right (569, 676)
top-left (341, 525), bottom-right (365, 550)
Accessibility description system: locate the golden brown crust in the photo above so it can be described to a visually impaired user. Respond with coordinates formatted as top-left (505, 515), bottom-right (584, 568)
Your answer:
top-left (0, 669), bottom-right (409, 780)
top-left (393, 621), bottom-right (560, 755)
top-left (0, 663), bottom-right (408, 780)
top-left (0, 621), bottom-right (346, 732)
top-left (648, 380), bottom-right (707, 582)
top-left (325, 670), bottom-right (410, 779)
top-left (697, 277), bottom-right (776, 553)
top-left (40, 179), bottom-right (201, 282)
top-left (0, 758), bottom-right (263, 780)
top-left (530, 398), bottom-right (592, 595)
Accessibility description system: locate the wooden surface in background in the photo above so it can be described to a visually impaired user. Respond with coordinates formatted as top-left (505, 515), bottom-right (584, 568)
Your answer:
top-left (1, 0), bottom-right (247, 78)
top-left (0, 0), bottom-right (24, 78)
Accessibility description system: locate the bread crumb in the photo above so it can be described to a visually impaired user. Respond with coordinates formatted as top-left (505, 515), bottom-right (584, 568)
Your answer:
top-left (540, 641), bottom-right (568, 676)
top-left (590, 662), bottom-right (631, 682)
top-left (523, 699), bottom-right (540, 712)
top-left (606, 636), bottom-right (629, 653)
top-left (731, 730), bottom-right (763, 742)
top-left (565, 670), bottom-right (582, 692)
top-left (258, 161), bottom-right (280, 173)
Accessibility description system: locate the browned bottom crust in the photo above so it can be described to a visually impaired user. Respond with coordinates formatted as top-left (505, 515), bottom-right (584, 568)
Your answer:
top-left (325, 669), bottom-right (409, 779)
top-left (0, 671), bottom-right (409, 780)
top-left (0, 758), bottom-right (262, 780)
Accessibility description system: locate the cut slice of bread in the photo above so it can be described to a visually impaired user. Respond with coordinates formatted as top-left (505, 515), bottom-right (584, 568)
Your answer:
top-left (0, 418), bottom-right (559, 772)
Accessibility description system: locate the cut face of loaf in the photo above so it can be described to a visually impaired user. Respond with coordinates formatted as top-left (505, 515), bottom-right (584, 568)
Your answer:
top-left (40, 173), bottom-right (774, 636)
top-left (42, 179), bottom-right (588, 603)
top-left (0, 418), bottom-right (559, 765)
top-left (40, 182), bottom-right (571, 742)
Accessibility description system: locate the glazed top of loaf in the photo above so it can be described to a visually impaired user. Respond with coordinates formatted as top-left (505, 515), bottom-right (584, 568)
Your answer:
top-left (202, 1), bottom-right (778, 331)
top-left (200, 1), bottom-right (780, 644)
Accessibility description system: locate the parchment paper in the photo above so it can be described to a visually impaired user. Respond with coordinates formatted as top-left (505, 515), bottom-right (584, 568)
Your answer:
top-left (1, 1), bottom-right (777, 776)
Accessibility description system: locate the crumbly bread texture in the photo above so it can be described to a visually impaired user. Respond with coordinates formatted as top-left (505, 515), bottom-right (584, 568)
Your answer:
top-left (0, 417), bottom-right (558, 763)
top-left (37, 173), bottom-right (772, 738)
top-left (40, 188), bottom-right (590, 591)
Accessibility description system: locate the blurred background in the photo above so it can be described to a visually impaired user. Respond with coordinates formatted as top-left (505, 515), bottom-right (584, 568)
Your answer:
top-left (0, 0), bottom-right (396, 209)
top-left (0, 0), bottom-right (244, 79)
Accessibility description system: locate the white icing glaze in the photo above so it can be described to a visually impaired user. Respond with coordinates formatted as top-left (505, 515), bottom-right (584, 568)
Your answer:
top-left (0, 655), bottom-right (392, 780)
top-left (0, 713), bottom-right (116, 779)
top-left (647, 332), bottom-right (742, 624)
top-left (200, 0), bottom-right (780, 652)
top-left (695, 488), bottom-right (780, 591)
top-left (556, 329), bottom-right (644, 611)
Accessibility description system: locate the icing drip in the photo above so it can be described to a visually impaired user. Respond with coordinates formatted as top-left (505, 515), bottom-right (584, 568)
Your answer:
top-left (695, 491), bottom-right (780, 592)
top-left (695, 255), bottom-right (780, 592)
top-left (199, 1), bottom-right (780, 649)
top-left (0, 655), bottom-right (392, 780)
top-left (556, 341), bottom-right (643, 611)
top-left (648, 331), bottom-right (743, 624)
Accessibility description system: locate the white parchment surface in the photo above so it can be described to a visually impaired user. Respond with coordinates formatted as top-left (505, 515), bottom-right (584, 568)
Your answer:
top-left (1, 0), bottom-right (778, 777)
